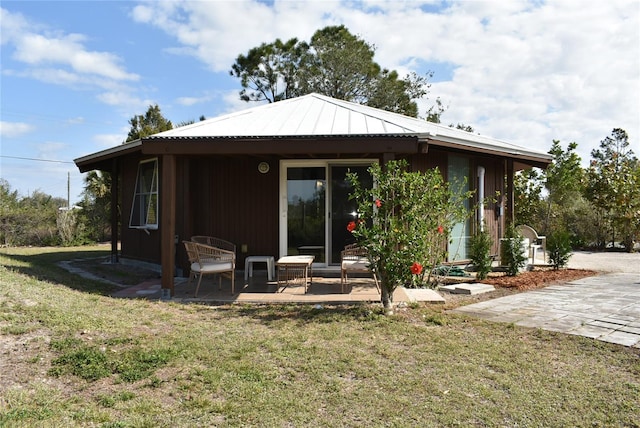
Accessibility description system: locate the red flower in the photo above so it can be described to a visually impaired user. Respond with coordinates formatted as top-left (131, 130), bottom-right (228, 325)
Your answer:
top-left (375, 199), bottom-right (382, 208)
top-left (437, 225), bottom-right (444, 234)
top-left (347, 221), bottom-right (357, 232)
top-left (411, 262), bottom-right (423, 275)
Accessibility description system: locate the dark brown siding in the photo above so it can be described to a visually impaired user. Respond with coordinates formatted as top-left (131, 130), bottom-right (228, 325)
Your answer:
top-left (475, 156), bottom-right (505, 256)
top-left (119, 150), bottom-right (508, 270)
top-left (409, 150), bottom-right (506, 259)
top-left (120, 154), bottom-right (161, 263)
top-left (178, 156), bottom-right (280, 273)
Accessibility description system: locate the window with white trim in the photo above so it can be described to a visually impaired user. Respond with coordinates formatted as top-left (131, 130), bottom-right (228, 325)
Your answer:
top-left (129, 158), bottom-right (159, 229)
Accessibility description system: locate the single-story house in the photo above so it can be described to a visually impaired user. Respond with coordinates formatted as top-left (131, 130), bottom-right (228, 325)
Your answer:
top-left (74, 93), bottom-right (552, 295)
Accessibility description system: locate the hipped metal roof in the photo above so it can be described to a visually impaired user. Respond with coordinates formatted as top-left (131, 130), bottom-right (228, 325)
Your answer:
top-left (75, 93), bottom-right (552, 169)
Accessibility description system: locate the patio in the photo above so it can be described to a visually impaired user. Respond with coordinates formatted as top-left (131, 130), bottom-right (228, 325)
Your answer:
top-left (111, 269), bottom-right (444, 304)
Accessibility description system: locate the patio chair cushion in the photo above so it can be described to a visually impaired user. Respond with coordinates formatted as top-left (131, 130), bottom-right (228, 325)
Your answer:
top-left (341, 257), bottom-right (371, 272)
top-left (191, 261), bottom-right (234, 273)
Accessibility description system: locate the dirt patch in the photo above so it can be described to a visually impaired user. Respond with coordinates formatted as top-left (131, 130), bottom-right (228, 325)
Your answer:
top-left (479, 268), bottom-right (598, 290)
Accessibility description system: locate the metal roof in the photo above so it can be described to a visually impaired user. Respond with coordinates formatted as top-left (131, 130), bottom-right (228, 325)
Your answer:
top-left (75, 93), bottom-right (552, 168)
top-left (151, 93), bottom-right (550, 161)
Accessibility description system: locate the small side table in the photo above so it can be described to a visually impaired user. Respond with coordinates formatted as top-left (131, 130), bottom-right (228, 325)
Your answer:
top-left (244, 256), bottom-right (275, 281)
top-left (276, 255), bottom-right (315, 293)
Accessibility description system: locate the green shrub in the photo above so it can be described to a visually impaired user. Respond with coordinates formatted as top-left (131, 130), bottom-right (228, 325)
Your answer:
top-left (547, 230), bottom-right (572, 270)
top-left (347, 160), bottom-right (472, 313)
top-left (469, 227), bottom-right (493, 280)
top-left (501, 224), bottom-right (527, 276)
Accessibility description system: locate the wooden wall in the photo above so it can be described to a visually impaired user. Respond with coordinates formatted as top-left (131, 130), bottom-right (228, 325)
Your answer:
top-left (119, 149), bottom-right (508, 270)
top-left (408, 149), bottom-right (506, 258)
top-left (177, 155), bottom-right (280, 273)
top-left (120, 153), bottom-right (161, 263)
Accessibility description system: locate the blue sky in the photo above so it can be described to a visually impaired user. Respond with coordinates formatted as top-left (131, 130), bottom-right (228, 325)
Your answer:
top-left (1, 0), bottom-right (639, 204)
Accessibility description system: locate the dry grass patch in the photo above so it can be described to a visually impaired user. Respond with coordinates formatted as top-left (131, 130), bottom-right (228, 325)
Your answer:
top-left (1, 247), bottom-right (638, 427)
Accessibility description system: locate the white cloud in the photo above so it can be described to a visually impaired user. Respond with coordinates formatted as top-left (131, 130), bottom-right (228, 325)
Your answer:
top-left (1, 7), bottom-right (141, 108)
top-left (130, 1), bottom-right (335, 73)
top-left (35, 141), bottom-right (70, 164)
top-left (130, 0), bottom-right (638, 164)
top-left (94, 133), bottom-right (126, 149)
top-left (0, 121), bottom-right (34, 138)
top-left (97, 91), bottom-right (152, 111)
top-left (219, 90), bottom-right (259, 115)
top-left (176, 94), bottom-right (213, 107)
top-left (66, 117), bottom-right (85, 125)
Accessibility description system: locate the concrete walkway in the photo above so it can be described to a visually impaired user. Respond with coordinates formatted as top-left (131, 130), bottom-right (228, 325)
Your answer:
top-left (453, 252), bottom-right (640, 347)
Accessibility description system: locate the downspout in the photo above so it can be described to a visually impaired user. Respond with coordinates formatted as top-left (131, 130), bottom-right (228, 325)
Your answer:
top-left (477, 166), bottom-right (485, 231)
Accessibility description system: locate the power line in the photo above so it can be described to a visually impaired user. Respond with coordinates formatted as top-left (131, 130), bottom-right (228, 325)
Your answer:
top-left (0, 155), bottom-right (75, 164)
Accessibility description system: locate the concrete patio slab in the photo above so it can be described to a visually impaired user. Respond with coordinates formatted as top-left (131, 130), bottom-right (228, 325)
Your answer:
top-left (440, 283), bottom-right (496, 295)
top-left (452, 272), bottom-right (640, 347)
top-left (399, 287), bottom-right (446, 303)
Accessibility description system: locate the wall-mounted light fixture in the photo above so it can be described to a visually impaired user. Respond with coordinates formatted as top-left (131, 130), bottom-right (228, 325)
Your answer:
top-left (258, 162), bottom-right (270, 174)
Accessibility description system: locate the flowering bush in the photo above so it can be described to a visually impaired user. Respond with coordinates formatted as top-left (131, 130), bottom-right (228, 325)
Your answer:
top-left (347, 160), bottom-right (472, 313)
top-left (410, 262), bottom-right (423, 275)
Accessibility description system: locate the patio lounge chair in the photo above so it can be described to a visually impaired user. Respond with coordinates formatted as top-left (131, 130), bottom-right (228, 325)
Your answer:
top-left (516, 225), bottom-right (547, 263)
top-left (340, 244), bottom-right (380, 293)
top-left (183, 240), bottom-right (236, 296)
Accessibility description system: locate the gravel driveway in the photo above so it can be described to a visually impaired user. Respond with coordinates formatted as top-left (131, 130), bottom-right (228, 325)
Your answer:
top-left (568, 251), bottom-right (640, 273)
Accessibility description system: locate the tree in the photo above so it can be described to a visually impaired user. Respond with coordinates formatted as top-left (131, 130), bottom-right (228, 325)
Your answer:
top-left (0, 179), bottom-right (21, 246)
top-left (584, 128), bottom-right (640, 251)
top-left (367, 70), bottom-right (430, 116)
top-left (543, 140), bottom-right (591, 245)
top-left (0, 180), bottom-right (70, 246)
top-left (452, 123), bottom-right (475, 133)
top-left (230, 38), bottom-right (307, 103)
top-left (77, 171), bottom-right (112, 242)
top-left (126, 104), bottom-right (173, 142)
top-left (347, 160), bottom-right (471, 314)
top-left (297, 25), bottom-right (379, 102)
top-left (425, 97), bottom-right (447, 123)
top-left (546, 141), bottom-right (584, 207)
top-left (230, 25), bottom-right (432, 117)
top-left (514, 168), bottom-right (544, 229)
top-left (57, 208), bottom-right (82, 246)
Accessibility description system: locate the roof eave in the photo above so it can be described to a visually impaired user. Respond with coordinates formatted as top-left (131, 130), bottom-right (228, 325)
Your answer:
top-left (74, 140), bottom-right (142, 172)
top-left (141, 134), bottom-right (419, 155)
top-left (419, 134), bottom-right (552, 168)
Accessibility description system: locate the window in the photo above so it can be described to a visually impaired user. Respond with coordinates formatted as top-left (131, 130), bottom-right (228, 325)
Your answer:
top-left (129, 158), bottom-right (158, 229)
top-left (448, 155), bottom-right (470, 260)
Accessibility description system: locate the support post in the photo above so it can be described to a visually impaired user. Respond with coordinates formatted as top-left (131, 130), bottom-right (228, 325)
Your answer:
top-left (110, 159), bottom-right (119, 263)
top-left (505, 159), bottom-right (515, 226)
top-left (161, 155), bottom-right (176, 296)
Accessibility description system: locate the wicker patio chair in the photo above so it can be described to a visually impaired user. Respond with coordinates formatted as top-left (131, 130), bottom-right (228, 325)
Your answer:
top-left (183, 241), bottom-right (236, 296)
top-left (191, 236), bottom-right (236, 253)
top-left (340, 243), bottom-right (380, 293)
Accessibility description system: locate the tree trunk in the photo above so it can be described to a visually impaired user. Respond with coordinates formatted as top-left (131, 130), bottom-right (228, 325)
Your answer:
top-left (380, 285), bottom-right (394, 315)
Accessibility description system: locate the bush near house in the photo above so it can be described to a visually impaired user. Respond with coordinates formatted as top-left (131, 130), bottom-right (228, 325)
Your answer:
top-left (469, 227), bottom-right (494, 280)
top-left (501, 224), bottom-right (527, 276)
top-left (547, 229), bottom-right (573, 270)
top-left (347, 160), bottom-right (472, 313)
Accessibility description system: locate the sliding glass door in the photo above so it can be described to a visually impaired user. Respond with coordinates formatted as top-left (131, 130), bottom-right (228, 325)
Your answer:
top-left (280, 160), bottom-right (374, 266)
top-left (285, 166), bottom-right (327, 263)
top-left (448, 155), bottom-right (471, 261)
top-left (329, 165), bottom-right (372, 264)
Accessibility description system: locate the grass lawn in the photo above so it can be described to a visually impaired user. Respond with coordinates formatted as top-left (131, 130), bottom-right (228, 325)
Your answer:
top-left (1, 246), bottom-right (638, 427)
